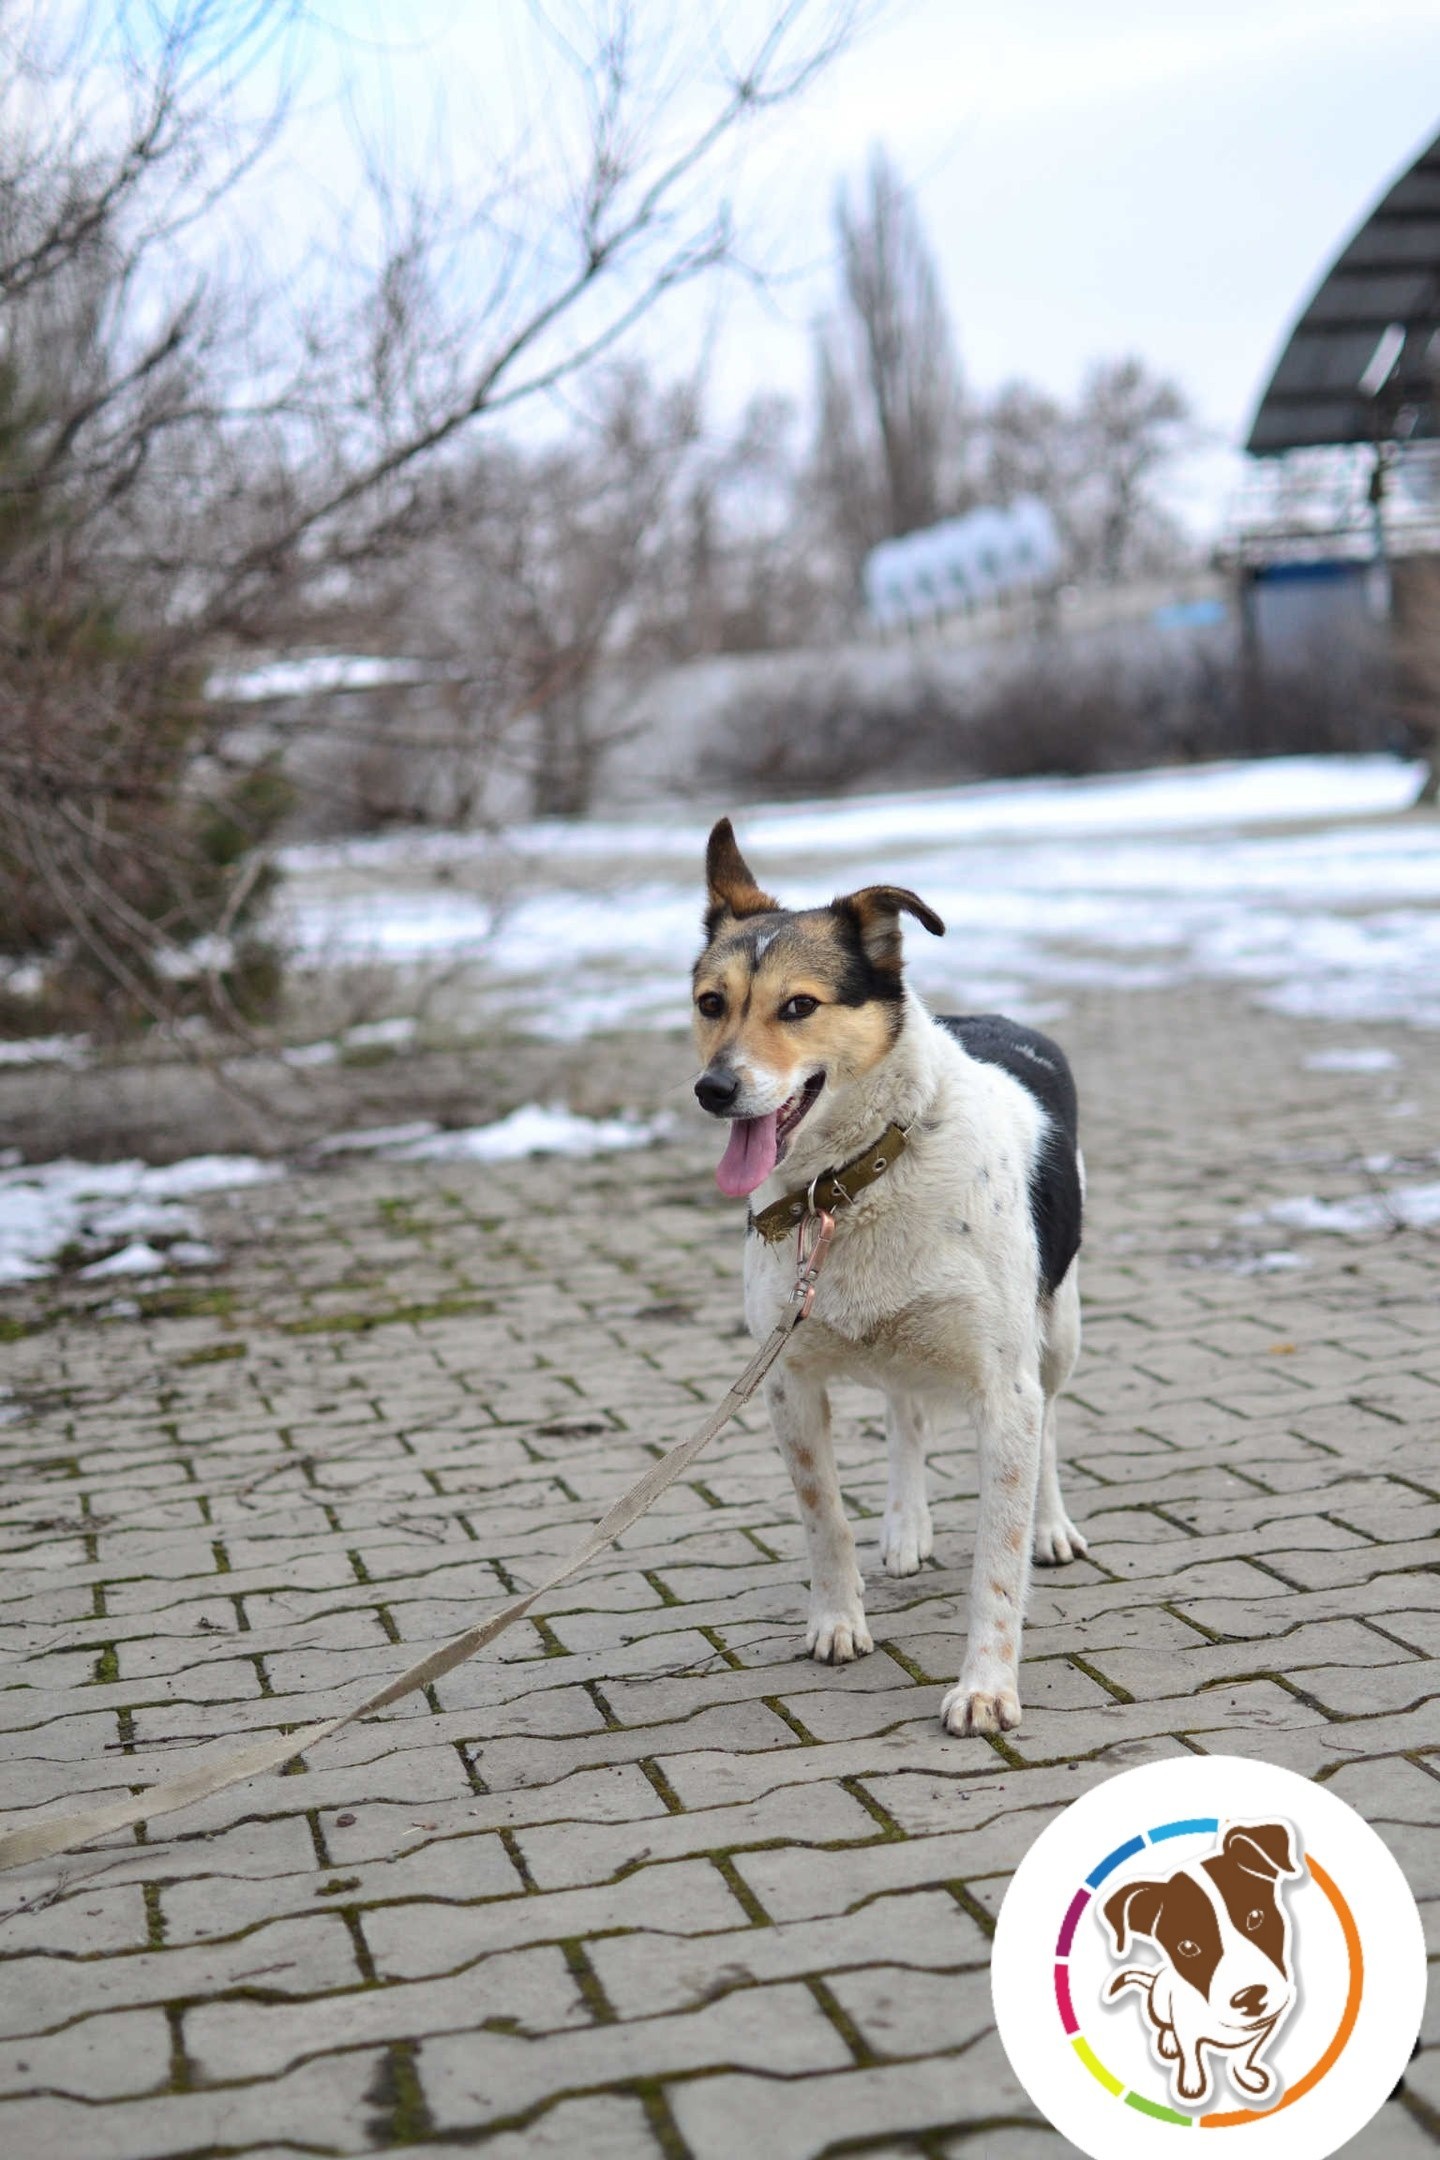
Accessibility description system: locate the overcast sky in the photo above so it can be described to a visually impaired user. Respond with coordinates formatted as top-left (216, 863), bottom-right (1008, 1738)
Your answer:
top-left (281, 1), bottom-right (1440, 536)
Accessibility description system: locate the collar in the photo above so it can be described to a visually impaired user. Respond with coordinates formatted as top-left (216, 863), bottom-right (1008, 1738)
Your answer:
top-left (748, 1121), bottom-right (911, 1244)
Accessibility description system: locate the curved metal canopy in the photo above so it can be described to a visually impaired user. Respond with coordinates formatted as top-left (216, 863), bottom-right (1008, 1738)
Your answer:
top-left (1247, 124), bottom-right (1440, 455)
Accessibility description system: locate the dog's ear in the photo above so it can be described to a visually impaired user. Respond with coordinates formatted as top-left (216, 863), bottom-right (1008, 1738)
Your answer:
top-left (834, 885), bottom-right (946, 974)
top-left (1103, 1877), bottom-right (1166, 1954)
top-left (705, 818), bottom-right (777, 930)
top-left (1223, 1823), bottom-right (1300, 1881)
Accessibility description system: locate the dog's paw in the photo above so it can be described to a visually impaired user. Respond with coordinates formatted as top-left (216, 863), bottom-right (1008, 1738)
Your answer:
top-left (1229, 2062), bottom-right (1273, 2098)
top-left (1157, 2028), bottom-right (1180, 2060)
top-left (880, 1502), bottom-right (933, 1577)
top-left (940, 1679), bottom-right (1022, 1735)
top-left (1033, 1511), bottom-right (1088, 1566)
top-left (806, 1601), bottom-right (873, 1664)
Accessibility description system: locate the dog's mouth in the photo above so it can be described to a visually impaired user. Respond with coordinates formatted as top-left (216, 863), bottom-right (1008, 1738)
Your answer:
top-left (777, 1071), bottom-right (825, 1153)
top-left (714, 1072), bottom-right (825, 1199)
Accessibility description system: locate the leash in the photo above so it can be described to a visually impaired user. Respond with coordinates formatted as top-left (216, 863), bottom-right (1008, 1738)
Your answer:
top-left (0, 1204), bottom-right (837, 1875)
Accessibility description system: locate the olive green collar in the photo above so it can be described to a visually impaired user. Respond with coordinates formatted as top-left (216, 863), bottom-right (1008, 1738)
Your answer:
top-left (748, 1121), bottom-right (911, 1244)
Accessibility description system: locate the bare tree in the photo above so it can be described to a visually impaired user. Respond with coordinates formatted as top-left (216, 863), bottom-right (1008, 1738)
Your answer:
top-left (0, 0), bottom-right (870, 1034)
top-left (809, 145), bottom-right (968, 580)
top-left (1069, 356), bottom-right (1190, 584)
top-left (287, 364), bottom-right (832, 829)
top-left (979, 357), bottom-right (1190, 586)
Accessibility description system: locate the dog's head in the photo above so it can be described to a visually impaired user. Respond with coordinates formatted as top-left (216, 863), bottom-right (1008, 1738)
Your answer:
top-left (1103, 1822), bottom-right (1301, 2035)
top-left (692, 819), bottom-right (944, 1197)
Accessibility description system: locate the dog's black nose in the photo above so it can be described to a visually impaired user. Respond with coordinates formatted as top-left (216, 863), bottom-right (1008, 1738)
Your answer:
top-left (695, 1067), bottom-right (740, 1115)
top-left (1230, 1985), bottom-right (1268, 2018)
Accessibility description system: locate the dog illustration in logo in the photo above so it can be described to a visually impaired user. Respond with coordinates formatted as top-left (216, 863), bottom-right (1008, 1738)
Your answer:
top-left (1101, 1821), bottom-right (1304, 2109)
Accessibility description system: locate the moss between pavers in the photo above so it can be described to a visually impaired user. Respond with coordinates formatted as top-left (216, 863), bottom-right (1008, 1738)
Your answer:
top-left (281, 1293), bottom-right (496, 1334)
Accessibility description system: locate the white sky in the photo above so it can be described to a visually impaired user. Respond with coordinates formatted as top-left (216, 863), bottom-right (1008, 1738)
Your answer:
top-left (253, 1), bottom-right (1440, 538)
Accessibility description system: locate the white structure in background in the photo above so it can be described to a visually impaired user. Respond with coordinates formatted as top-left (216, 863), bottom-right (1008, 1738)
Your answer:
top-left (863, 496), bottom-right (1063, 631)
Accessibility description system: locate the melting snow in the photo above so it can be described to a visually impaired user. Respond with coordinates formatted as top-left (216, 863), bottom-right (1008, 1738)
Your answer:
top-left (1303, 1047), bottom-right (1399, 1073)
top-left (273, 754), bottom-right (1439, 1041)
top-left (319, 1105), bottom-right (673, 1163)
top-left (0, 1036), bottom-right (89, 1067)
top-left (0, 1155), bottom-right (280, 1285)
top-left (1264, 1181), bottom-right (1440, 1235)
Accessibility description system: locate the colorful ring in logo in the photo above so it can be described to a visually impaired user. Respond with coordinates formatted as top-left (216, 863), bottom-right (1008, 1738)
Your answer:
top-left (1052, 1815), bottom-right (1363, 2128)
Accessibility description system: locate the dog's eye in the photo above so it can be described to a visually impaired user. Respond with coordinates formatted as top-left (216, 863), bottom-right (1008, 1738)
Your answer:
top-left (1246, 1910), bottom-right (1265, 1933)
top-left (779, 995), bottom-right (819, 1022)
top-left (696, 992), bottom-right (725, 1020)
top-left (1178, 1939), bottom-right (1201, 1958)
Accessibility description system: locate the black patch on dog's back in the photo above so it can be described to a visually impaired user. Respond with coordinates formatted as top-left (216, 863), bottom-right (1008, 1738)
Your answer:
top-left (937, 1013), bottom-right (1081, 1295)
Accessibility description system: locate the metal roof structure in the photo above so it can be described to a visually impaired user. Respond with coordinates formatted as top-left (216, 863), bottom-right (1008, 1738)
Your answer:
top-left (1247, 125), bottom-right (1440, 455)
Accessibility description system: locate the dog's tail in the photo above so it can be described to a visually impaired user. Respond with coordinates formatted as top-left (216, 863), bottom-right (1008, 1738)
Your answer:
top-left (1105, 1967), bottom-right (1156, 2003)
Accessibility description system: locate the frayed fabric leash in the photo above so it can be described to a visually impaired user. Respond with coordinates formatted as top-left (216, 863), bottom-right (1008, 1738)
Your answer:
top-left (0, 1206), bottom-right (837, 1875)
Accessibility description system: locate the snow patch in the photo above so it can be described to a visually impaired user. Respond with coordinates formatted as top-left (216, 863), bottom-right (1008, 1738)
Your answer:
top-left (319, 1104), bottom-right (674, 1164)
top-left (0, 1154), bottom-right (279, 1284)
top-left (0, 1036), bottom-right (89, 1067)
top-left (1302, 1047), bottom-right (1399, 1073)
top-left (272, 753), bottom-right (1440, 1043)
top-left (1264, 1181), bottom-right (1440, 1235)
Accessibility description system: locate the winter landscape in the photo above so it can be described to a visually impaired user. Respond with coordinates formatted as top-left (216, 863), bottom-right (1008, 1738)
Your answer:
top-left (2, 7), bottom-right (1438, 2159)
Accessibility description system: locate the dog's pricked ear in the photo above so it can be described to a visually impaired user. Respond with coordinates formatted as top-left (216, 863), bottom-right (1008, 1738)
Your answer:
top-left (1103, 1877), bottom-right (1166, 1954)
top-left (1223, 1823), bottom-right (1300, 1881)
top-left (836, 885), bottom-right (946, 972)
top-left (705, 818), bottom-right (777, 928)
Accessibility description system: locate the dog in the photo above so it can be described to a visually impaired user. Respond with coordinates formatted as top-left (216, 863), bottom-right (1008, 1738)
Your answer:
top-left (690, 818), bottom-right (1087, 1736)
top-left (1102, 1821), bottom-right (1303, 2109)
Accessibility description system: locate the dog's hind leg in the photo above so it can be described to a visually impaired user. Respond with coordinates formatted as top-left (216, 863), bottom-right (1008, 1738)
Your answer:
top-left (880, 1390), bottom-right (934, 1577)
top-left (765, 1365), bottom-right (872, 1664)
top-left (1033, 1260), bottom-right (1088, 1566)
top-left (940, 1366), bottom-right (1043, 1735)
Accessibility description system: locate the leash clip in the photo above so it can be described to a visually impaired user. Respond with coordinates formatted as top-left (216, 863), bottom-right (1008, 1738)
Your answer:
top-left (791, 1202), bottom-right (835, 1320)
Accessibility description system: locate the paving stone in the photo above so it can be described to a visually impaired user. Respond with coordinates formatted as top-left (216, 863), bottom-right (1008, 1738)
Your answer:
top-left (471, 2093), bottom-right (662, 2157)
top-left (362, 1855), bottom-right (751, 1981)
top-left (587, 1886), bottom-right (987, 2018)
top-left (511, 1776), bottom-right (881, 1890)
top-left (669, 2035), bottom-right (1033, 2158)
top-left (0, 2009), bottom-right (171, 2101)
top-left (419, 1981), bottom-right (854, 2132)
top-left (0, 2046), bottom-right (390, 2159)
top-left (184, 1941), bottom-right (590, 2080)
top-left (0, 1914), bottom-right (364, 2037)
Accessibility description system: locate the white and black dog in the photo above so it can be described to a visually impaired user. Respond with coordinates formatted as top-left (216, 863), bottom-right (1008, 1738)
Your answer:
top-left (1103, 1822), bottom-right (1304, 2109)
top-left (691, 819), bottom-right (1087, 1736)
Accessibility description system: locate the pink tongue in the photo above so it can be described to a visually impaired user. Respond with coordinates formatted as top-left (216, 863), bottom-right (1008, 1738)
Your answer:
top-left (716, 1112), bottom-right (780, 1198)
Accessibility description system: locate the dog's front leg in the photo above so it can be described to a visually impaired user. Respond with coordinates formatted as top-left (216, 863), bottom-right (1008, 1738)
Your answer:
top-left (765, 1366), bottom-right (871, 1663)
top-left (1173, 2034), bottom-right (1212, 2107)
top-left (940, 1372), bottom-right (1042, 1735)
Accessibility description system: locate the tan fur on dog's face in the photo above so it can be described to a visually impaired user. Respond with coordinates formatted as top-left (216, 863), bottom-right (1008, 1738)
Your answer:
top-left (692, 819), bottom-right (945, 1112)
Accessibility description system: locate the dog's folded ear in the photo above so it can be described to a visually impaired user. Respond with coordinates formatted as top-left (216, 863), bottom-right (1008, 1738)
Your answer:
top-left (705, 818), bottom-right (778, 929)
top-left (1223, 1822), bottom-right (1300, 1881)
top-left (834, 885), bottom-right (946, 972)
top-left (1102, 1877), bottom-right (1166, 1954)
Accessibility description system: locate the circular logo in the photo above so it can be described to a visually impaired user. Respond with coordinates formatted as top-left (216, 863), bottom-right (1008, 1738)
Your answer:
top-left (991, 1756), bottom-right (1426, 2158)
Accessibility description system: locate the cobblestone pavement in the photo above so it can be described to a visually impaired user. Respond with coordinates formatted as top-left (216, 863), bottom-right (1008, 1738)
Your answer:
top-left (2, 984), bottom-right (1437, 2159)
